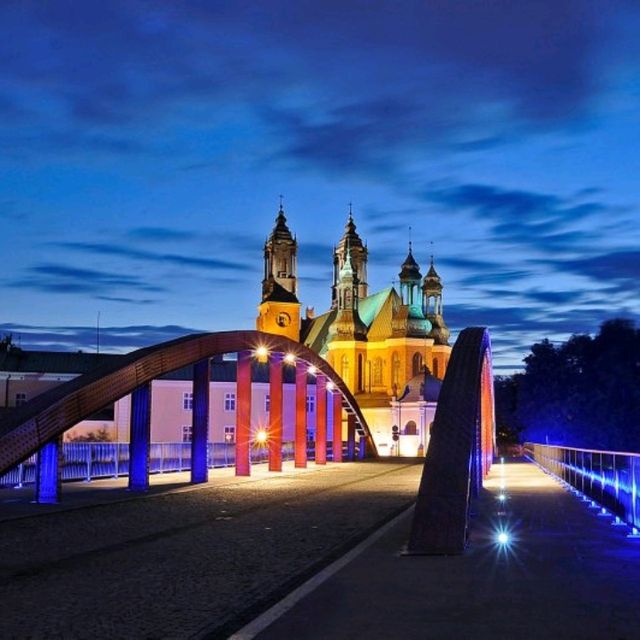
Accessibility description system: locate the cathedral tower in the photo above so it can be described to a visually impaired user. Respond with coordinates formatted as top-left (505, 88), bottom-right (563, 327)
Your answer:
top-left (331, 207), bottom-right (368, 308)
top-left (256, 202), bottom-right (301, 341)
top-left (422, 256), bottom-right (450, 378)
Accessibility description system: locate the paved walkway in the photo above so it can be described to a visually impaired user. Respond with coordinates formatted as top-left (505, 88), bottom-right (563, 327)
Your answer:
top-left (247, 460), bottom-right (640, 640)
top-left (0, 460), bottom-right (424, 639)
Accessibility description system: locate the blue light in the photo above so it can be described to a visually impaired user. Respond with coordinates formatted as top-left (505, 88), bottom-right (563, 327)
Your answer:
top-left (498, 493), bottom-right (507, 502)
top-left (497, 532), bottom-right (510, 545)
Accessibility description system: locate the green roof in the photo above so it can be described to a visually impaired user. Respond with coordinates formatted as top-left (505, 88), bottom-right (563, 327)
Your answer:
top-left (358, 287), bottom-right (394, 328)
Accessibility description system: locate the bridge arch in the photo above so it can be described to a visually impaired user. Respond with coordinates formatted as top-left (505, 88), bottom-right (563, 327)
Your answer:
top-left (407, 327), bottom-right (495, 555)
top-left (0, 330), bottom-right (375, 480)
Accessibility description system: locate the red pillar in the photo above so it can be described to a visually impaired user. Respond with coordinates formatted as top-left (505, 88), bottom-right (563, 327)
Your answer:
top-left (236, 350), bottom-right (252, 476)
top-left (332, 391), bottom-right (343, 462)
top-left (315, 375), bottom-right (327, 465)
top-left (295, 360), bottom-right (308, 468)
top-left (269, 353), bottom-right (283, 472)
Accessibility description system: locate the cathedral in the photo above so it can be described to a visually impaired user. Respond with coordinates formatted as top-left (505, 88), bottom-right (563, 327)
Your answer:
top-left (257, 203), bottom-right (453, 455)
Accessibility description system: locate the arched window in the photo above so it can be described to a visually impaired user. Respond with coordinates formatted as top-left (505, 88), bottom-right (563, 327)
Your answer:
top-left (412, 352), bottom-right (423, 377)
top-left (391, 352), bottom-right (400, 387)
top-left (433, 358), bottom-right (439, 379)
top-left (341, 355), bottom-right (350, 385)
top-left (404, 420), bottom-right (417, 435)
top-left (373, 357), bottom-right (383, 385)
top-left (357, 354), bottom-right (364, 392)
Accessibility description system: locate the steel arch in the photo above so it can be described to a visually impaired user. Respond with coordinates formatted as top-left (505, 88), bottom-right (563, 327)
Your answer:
top-left (407, 326), bottom-right (495, 555)
top-left (0, 330), bottom-right (375, 476)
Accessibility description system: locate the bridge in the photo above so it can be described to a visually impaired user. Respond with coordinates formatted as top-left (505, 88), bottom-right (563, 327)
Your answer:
top-left (1, 327), bottom-right (638, 638)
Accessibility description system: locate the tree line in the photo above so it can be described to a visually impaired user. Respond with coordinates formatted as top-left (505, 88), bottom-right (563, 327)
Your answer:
top-left (495, 319), bottom-right (640, 453)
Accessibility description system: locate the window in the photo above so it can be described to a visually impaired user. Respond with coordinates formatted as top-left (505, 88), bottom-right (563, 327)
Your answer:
top-left (306, 395), bottom-right (315, 413)
top-left (15, 392), bottom-right (27, 407)
top-left (341, 355), bottom-right (350, 384)
top-left (224, 393), bottom-right (236, 411)
top-left (373, 357), bottom-right (383, 385)
top-left (182, 425), bottom-right (192, 442)
top-left (357, 354), bottom-right (364, 392)
top-left (183, 392), bottom-right (193, 410)
top-left (265, 394), bottom-right (270, 413)
top-left (404, 420), bottom-right (418, 436)
top-left (224, 426), bottom-right (235, 443)
top-left (392, 352), bottom-right (400, 387)
top-left (306, 428), bottom-right (315, 442)
top-left (412, 352), bottom-right (423, 377)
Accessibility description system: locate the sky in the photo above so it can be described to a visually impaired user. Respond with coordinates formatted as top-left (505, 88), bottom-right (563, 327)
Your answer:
top-left (1, 1), bottom-right (639, 372)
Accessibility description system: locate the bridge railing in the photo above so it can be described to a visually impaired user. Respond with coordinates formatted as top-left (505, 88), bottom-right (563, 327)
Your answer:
top-left (525, 442), bottom-right (640, 528)
top-left (0, 440), bottom-right (341, 487)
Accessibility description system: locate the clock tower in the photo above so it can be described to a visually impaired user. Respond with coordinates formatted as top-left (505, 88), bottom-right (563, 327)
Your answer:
top-left (256, 202), bottom-right (301, 341)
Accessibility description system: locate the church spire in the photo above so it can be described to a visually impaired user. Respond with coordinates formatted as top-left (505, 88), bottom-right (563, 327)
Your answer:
top-left (262, 199), bottom-right (298, 302)
top-left (422, 253), bottom-right (450, 345)
top-left (331, 205), bottom-right (368, 308)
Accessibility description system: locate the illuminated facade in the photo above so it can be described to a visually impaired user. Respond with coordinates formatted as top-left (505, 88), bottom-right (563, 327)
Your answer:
top-left (256, 206), bottom-right (453, 455)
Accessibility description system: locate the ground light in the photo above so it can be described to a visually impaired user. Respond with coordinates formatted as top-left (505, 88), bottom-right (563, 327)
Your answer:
top-left (496, 531), bottom-right (510, 546)
top-left (326, 381), bottom-right (335, 391)
top-left (255, 429), bottom-right (268, 444)
top-left (284, 353), bottom-right (296, 364)
top-left (254, 346), bottom-right (269, 362)
top-left (307, 365), bottom-right (317, 375)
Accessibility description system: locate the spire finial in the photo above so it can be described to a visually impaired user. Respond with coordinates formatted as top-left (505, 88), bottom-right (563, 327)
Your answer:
top-left (348, 201), bottom-right (353, 219)
top-left (430, 240), bottom-right (434, 265)
top-left (279, 194), bottom-right (284, 212)
top-left (409, 225), bottom-right (412, 253)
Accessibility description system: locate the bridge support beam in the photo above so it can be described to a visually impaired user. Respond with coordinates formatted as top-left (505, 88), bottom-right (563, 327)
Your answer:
top-left (347, 414), bottom-right (356, 461)
top-left (191, 358), bottom-right (210, 484)
top-left (332, 392), bottom-right (343, 462)
top-left (236, 350), bottom-right (252, 477)
top-left (295, 360), bottom-right (307, 468)
top-left (269, 354), bottom-right (283, 472)
top-left (315, 375), bottom-right (327, 465)
top-left (129, 383), bottom-right (151, 492)
top-left (35, 437), bottom-right (61, 504)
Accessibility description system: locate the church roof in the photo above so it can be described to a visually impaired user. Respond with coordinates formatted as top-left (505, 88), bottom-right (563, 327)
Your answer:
top-left (262, 278), bottom-right (299, 303)
top-left (268, 206), bottom-right (295, 243)
top-left (399, 246), bottom-right (422, 281)
top-left (301, 287), bottom-right (397, 353)
top-left (398, 371), bottom-right (442, 403)
top-left (301, 308), bottom-right (337, 355)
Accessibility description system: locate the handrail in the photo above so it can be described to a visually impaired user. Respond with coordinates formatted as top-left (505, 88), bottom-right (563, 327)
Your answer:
top-left (525, 442), bottom-right (640, 529)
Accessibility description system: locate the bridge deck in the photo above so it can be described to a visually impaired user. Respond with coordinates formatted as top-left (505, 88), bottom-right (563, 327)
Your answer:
top-left (255, 460), bottom-right (640, 640)
top-left (0, 460), bottom-right (423, 639)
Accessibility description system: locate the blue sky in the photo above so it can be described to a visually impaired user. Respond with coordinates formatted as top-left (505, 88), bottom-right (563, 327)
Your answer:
top-left (1, 1), bottom-right (639, 372)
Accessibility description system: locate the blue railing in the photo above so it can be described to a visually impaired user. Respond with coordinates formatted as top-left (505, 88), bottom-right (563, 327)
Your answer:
top-left (525, 442), bottom-right (640, 528)
top-left (0, 440), bottom-right (327, 486)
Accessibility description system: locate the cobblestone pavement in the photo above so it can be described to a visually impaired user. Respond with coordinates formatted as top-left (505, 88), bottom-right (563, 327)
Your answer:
top-left (0, 460), bottom-right (422, 639)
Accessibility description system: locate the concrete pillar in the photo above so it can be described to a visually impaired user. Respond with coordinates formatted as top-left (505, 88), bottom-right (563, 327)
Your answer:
top-left (191, 358), bottom-right (210, 484)
top-left (315, 375), bottom-right (327, 465)
top-left (347, 413), bottom-right (357, 461)
top-left (269, 353), bottom-right (283, 472)
top-left (295, 360), bottom-right (307, 468)
top-left (332, 391), bottom-right (343, 462)
top-left (236, 350), bottom-right (252, 476)
top-left (129, 382), bottom-right (151, 492)
top-left (35, 437), bottom-right (62, 504)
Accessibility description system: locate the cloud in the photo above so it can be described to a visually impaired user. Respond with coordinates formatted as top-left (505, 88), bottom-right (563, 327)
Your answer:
top-left (126, 227), bottom-right (197, 242)
top-left (7, 264), bottom-right (164, 295)
top-left (420, 182), bottom-right (608, 252)
top-left (553, 250), bottom-right (640, 283)
top-left (0, 322), bottom-right (200, 352)
top-left (54, 241), bottom-right (254, 272)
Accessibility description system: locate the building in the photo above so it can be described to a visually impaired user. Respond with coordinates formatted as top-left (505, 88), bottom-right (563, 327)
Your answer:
top-left (256, 204), bottom-right (453, 455)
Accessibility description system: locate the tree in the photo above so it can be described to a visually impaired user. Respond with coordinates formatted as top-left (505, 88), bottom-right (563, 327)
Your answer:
top-left (512, 319), bottom-right (640, 452)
